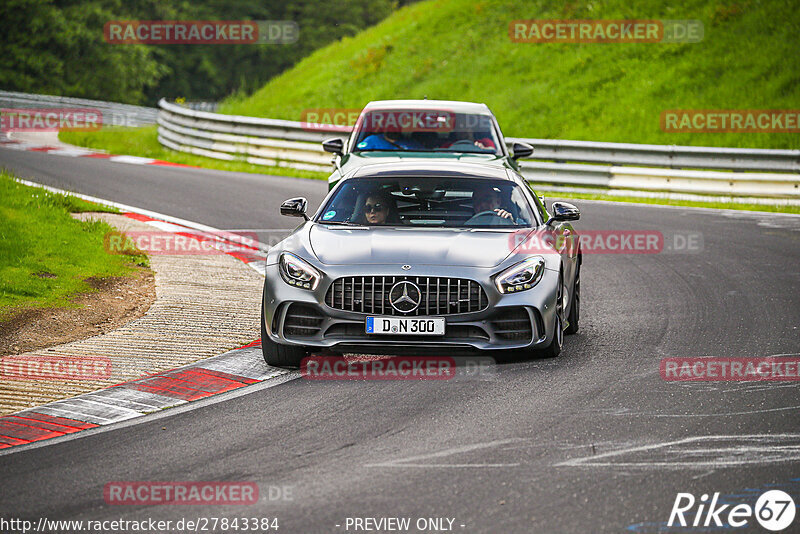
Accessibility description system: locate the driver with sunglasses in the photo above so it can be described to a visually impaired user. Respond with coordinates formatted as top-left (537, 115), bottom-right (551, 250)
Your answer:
top-left (362, 192), bottom-right (392, 224)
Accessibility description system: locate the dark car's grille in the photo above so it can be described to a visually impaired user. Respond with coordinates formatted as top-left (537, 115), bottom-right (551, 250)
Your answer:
top-left (490, 308), bottom-right (533, 341)
top-left (283, 303), bottom-right (324, 337)
top-left (325, 276), bottom-right (488, 316)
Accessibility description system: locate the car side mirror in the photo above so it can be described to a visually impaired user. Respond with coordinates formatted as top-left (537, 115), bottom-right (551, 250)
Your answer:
top-left (280, 197), bottom-right (309, 220)
top-left (549, 201), bottom-right (580, 223)
top-left (322, 138), bottom-right (344, 155)
top-left (511, 142), bottom-right (533, 160)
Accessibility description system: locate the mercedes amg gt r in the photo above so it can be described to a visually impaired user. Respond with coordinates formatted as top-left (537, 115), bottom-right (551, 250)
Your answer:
top-left (261, 161), bottom-right (581, 367)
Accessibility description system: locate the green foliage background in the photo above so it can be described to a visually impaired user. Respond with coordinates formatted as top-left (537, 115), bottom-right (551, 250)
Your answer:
top-left (0, 0), bottom-right (396, 105)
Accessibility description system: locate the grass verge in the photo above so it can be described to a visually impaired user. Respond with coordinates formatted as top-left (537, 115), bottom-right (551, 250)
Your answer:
top-left (0, 170), bottom-right (149, 321)
top-left (59, 126), bottom-right (327, 180)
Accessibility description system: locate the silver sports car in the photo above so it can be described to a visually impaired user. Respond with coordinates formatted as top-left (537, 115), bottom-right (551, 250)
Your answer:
top-left (261, 161), bottom-right (581, 367)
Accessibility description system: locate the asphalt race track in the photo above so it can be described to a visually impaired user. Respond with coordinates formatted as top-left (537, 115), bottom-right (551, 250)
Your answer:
top-left (1, 147), bottom-right (799, 533)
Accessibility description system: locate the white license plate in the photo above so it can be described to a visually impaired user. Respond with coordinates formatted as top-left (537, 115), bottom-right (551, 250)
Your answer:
top-left (366, 316), bottom-right (445, 335)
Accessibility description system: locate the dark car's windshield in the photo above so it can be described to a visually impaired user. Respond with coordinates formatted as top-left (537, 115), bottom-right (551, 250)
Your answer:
top-left (317, 177), bottom-right (536, 228)
top-left (351, 110), bottom-right (502, 156)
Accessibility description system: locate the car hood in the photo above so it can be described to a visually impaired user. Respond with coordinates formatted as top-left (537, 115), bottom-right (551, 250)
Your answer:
top-left (309, 225), bottom-right (519, 267)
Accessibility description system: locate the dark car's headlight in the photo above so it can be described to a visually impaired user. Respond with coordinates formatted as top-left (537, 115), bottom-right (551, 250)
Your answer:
top-left (495, 256), bottom-right (545, 294)
top-left (279, 252), bottom-right (321, 290)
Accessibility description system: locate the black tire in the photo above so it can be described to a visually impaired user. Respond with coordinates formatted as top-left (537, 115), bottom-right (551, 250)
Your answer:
top-left (538, 273), bottom-right (564, 358)
top-left (565, 264), bottom-right (580, 335)
top-left (261, 302), bottom-right (307, 368)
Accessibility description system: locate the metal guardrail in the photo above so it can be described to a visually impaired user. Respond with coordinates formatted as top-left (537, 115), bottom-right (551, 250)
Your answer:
top-left (156, 99), bottom-right (800, 199)
top-left (184, 101), bottom-right (219, 113)
top-left (506, 137), bottom-right (800, 173)
top-left (0, 90), bottom-right (158, 127)
top-left (157, 99), bottom-right (339, 172)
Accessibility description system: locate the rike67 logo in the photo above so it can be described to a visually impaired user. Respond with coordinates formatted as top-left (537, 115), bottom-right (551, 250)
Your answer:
top-left (668, 490), bottom-right (795, 531)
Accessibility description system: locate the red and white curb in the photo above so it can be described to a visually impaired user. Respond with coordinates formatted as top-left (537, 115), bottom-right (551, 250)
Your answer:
top-left (0, 341), bottom-right (289, 452)
top-left (0, 134), bottom-right (198, 168)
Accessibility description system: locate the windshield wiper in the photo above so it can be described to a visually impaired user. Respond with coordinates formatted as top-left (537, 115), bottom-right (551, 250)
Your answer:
top-left (434, 148), bottom-right (497, 155)
top-left (355, 147), bottom-right (427, 153)
top-left (318, 220), bottom-right (364, 226)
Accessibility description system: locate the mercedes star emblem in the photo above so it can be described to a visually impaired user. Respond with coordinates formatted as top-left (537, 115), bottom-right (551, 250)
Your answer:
top-left (389, 281), bottom-right (422, 313)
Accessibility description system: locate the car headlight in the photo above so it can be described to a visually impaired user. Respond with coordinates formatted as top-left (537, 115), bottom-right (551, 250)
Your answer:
top-left (279, 252), bottom-right (321, 290)
top-left (495, 256), bottom-right (545, 294)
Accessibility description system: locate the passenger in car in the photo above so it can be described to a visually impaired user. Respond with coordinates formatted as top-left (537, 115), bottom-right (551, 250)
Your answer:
top-left (360, 191), bottom-right (399, 225)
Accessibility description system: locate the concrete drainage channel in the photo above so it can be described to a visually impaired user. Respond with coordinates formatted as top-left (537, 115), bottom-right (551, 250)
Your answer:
top-left (0, 180), bottom-right (293, 454)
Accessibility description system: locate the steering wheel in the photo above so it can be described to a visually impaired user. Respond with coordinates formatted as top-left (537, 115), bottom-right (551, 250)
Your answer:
top-left (449, 139), bottom-right (478, 149)
top-left (464, 210), bottom-right (511, 225)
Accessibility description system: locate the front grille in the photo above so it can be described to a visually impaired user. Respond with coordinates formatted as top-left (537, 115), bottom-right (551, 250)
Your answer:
top-left (283, 303), bottom-right (324, 337)
top-left (325, 276), bottom-right (488, 316)
top-left (490, 308), bottom-right (533, 341)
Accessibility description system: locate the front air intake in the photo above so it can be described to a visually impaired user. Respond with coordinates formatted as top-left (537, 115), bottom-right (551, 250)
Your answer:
top-left (283, 304), bottom-right (324, 337)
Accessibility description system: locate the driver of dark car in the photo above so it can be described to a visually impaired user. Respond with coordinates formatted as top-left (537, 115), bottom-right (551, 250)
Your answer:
top-left (440, 130), bottom-right (496, 150)
top-left (472, 185), bottom-right (513, 220)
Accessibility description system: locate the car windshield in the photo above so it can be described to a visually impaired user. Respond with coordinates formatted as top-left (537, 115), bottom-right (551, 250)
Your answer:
top-left (316, 177), bottom-right (537, 228)
top-left (351, 110), bottom-right (502, 156)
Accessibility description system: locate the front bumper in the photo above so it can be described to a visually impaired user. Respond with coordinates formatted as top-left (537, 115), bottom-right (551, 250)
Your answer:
top-left (262, 263), bottom-right (560, 354)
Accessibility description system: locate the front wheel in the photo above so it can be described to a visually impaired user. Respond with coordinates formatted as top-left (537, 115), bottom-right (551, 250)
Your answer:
top-left (261, 304), bottom-right (307, 368)
top-left (565, 265), bottom-right (580, 335)
top-left (538, 274), bottom-right (564, 358)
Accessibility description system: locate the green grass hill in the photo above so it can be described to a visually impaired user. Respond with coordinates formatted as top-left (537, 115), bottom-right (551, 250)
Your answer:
top-left (220, 0), bottom-right (800, 149)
